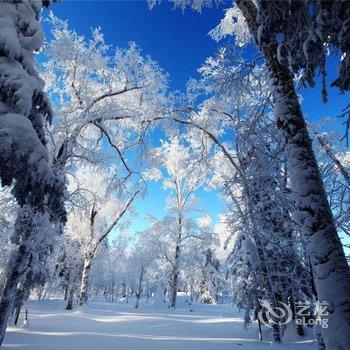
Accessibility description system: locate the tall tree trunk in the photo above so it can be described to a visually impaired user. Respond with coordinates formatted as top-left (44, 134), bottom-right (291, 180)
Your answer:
top-left (64, 283), bottom-right (69, 301)
top-left (290, 290), bottom-right (305, 337)
top-left (66, 287), bottom-right (74, 310)
top-left (135, 265), bottom-right (144, 309)
top-left (253, 234), bottom-right (281, 343)
top-left (170, 251), bottom-right (180, 308)
top-left (122, 283), bottom-right (126, 298)
top-left (263, 42), bottom-right (350, 349)
top-left (65, 286), bottom-right (75, 311)
top-left (63, 271), bottom-right (71, 301)
top-left (111, 282), bottom-right (115, 303)
top-left (236, 2), bottom-right (350, 347)
top-left (0, 211), bottom-right (31, 346)
top-left (78, 251), bottom-right (94, 306)
top-left (13, 288), bottom-right (26, 326)
top-left (0, 250), bottom-right (26, 344)
top-left (170, 214), bottom-right (183, 309)
top-left (238, 162), bottom-right (283, 341)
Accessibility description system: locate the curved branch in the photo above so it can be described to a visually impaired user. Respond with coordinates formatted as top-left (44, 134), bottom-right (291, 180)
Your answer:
top-left (92, 190), bottom-right (140, 256)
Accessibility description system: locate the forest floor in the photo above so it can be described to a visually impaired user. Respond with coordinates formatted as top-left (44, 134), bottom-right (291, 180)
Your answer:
top-left (3, 297), bottom-right (316, 349)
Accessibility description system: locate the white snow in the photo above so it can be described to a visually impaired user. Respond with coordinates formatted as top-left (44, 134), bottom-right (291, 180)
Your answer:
top-left (3, 298), bottom-right (316, 350)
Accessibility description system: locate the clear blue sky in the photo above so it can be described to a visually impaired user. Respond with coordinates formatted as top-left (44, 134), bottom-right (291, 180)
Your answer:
top-left (45, 0), bottom-right (225, 91)
top-left (42, 1), bottom-right (350, 238)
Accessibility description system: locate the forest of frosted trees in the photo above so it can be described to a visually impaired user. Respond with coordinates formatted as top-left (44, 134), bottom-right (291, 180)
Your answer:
top-left (0, 1), bottom-right (349, 349)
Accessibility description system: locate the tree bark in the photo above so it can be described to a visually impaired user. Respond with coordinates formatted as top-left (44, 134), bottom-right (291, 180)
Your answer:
top-left (135, 265), bottom-right (144, 309)
top-left (236, 2), bottom-right (350, 348)
top-left (63, 273), bottom-right (70, 301)
top-left (170, 216), bottom-right (182, 309)
top-left (170, 249), bottom-right (180, 308)
top-left (65, 285), bottom-right (75, 310)
top-left (0, 251), bottom-right (26, 345)
top-left (0, 211), bottom-right (31, 346)
top-left (13, 288), bottom-right (25, 326)
top-left (251, 233), bottom-right (281, 343)
top-left (264, 42), bottom-right (350, 349)
top-left (78, 252), bottom-right (94, 306)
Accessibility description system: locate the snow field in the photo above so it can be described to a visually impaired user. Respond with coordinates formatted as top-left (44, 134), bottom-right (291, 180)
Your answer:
top-left (3, 298), bottom-right (316, 350)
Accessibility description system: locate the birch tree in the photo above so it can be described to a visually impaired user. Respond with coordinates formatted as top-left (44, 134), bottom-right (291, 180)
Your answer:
top-left (162, 52), bottom-right (316, 340)
top-left (35, 15), bottom-right (166, 309)
top-left (65, 164), bottom-right (138, 307)
top-left (127, 231), bottom-right (162, 308)
top-left (145, 137), bottom-right (208, 308)
top-left (151, 1), bottom-right (350, 347)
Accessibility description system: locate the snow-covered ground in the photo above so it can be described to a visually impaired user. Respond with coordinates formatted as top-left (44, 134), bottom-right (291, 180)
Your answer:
top-left (3, 298), bottom-right (316, 349)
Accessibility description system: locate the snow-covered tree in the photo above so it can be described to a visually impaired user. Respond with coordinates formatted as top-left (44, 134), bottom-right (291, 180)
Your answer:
top-left (160, 49), bottom-right (318, 340)
top-left (144, 136), bottom-right (209, 307)
top-left (224, 3), bottom-right (350, 346)
top-left (44, 14), bottom-right (167, 181)
top-left (0, 1), bottom-right (66, 345)
top-left (53, 233), bottom-right (84, 310)
top-left (310, 123), bottom-right (350, 260)
top-left (33, 14), bottom-right (167, 310)
top-left (126, 231), bottom-right (162, 308)
top-left (182, 216), bottom-right (222, 304)
top-left (151, 1), bottom-right (350, 347)
top-left (65, 164), bottom-right (138, 307)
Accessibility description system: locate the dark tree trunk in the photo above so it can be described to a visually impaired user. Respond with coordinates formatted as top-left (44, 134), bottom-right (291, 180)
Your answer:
top-left (0, 211), bottom-right (31, 346)
top-left (13, 288), bottom-right (25, 326)
top-left (135, 265), bottom-right (144, 309)
top-left (65, 286), bottom-right (75, 311)
top-left (170, 215), bottom-right (183, 309)
top-left (63, 279), bottom-right (69, 301)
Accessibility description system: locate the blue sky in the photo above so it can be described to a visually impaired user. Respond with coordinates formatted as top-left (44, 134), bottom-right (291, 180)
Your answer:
top-left (42, 1), bottom-right (350, 238)
top-left (45, 0), bottom-right (225, 91)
